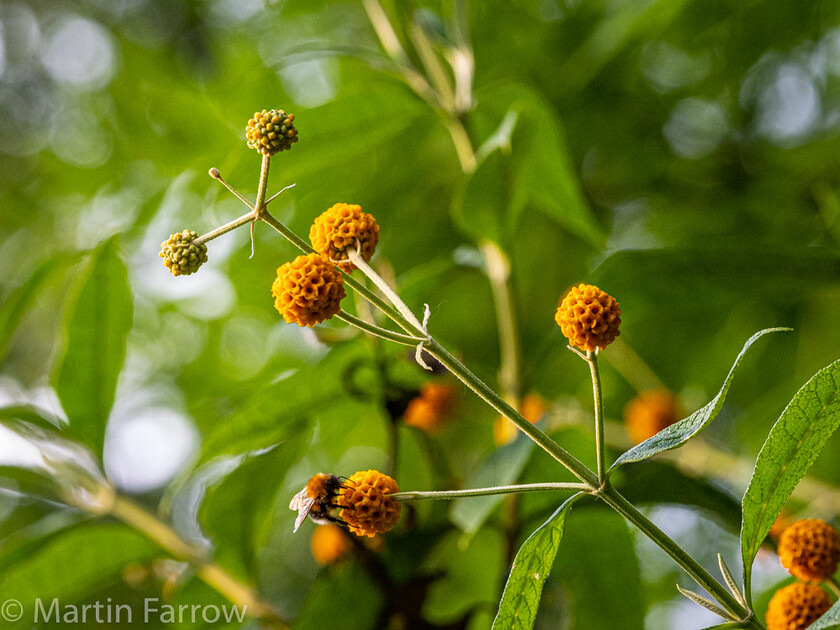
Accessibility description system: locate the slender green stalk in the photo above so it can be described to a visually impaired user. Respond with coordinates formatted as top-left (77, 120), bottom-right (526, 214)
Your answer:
top-left (209, 167), bottom-right (255, 210)
top-left (828, 578), bottom-right (840, 598)
top-left (480, 240), bottom-right (522, 406)
top-left (347, 248), bottom-right (428, 333)
top-left (335, 311), bottom-right (425, 346)
top-left (253, 154), bottom-right (272, 216)
top-left (598, 485), bottom-right (759, 626)
top-left (193, 209), bottom-right (255, 247)
top-left (110, 496), bottom-right (286, 627)
top-left (424, 339), bottom-right (599, 487)
top-left (392, 482), bottom-right (590, 501)
top-left (586, 352), bottom-right (607, 484)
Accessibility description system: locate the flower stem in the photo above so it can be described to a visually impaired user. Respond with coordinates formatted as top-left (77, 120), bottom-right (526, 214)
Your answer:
top-left (109, 496), bottom-right (285, 627)
top-left (347, 248), bottom-right (428, 334)
top-left (598, 484), bottom-right (758, 626)
top-left (193, 210), bottom-right (255, 247)
top-left (828, 578), bottom-right (840, 598)
top-left (253, 154), bottom-right (271, 217)
top-left (480, 240), bottom-right (522, 406)
top-left (392, 482), bottom-right (590, 501)
top-left (586, 351), bottom-right (607, 484)
top-left (335, 311), bottom-right (425, 346)
top-left (424, 339), bottom-right (599, 487)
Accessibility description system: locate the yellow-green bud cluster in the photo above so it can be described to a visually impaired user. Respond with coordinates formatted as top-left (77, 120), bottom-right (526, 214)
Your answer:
top-left (246, 109), bottom-right (298, 156)
top-left (159, 230), bottom-right (208, 277)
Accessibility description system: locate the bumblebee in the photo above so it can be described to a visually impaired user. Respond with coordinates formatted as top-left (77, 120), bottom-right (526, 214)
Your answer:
top-left (289, 473), bottom-right (344, 532)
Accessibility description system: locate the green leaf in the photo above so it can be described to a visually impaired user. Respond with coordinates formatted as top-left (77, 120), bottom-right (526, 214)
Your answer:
top-left (0, 405), bottom-right (65, 432)
top-left (740, 357), bottom-right (840, 600)
top-left (0, 254), bottom-right (71, 363)
top-left (199, 432), bottom-right (310, 579)
top-left (491, 493), bottom-right (583, 630)
top-left (0, 466), bottom-right (62, 500)
top-left (468, 82), bottom-right (604, 247)
top-left (808, 600), bottom-right (840, 629)
top-left (449, 430), bottom-right (536, 534)
top-left (52, 237), bottom-right (133, 459)
top-left (455, 149), bottom-right (509, 244)
top-left (197, 343), bottom-right (364, 464)
top-left (550, 507), bottom-right (646, 629)
top-left (611, 328), bottom-right (790, 469)
top-left (0, 523), bottom-right (158, 629)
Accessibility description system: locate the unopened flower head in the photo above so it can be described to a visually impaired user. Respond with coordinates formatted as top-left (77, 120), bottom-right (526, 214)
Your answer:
top-left (272, 253), bottom-right (345, 327)
top-left (555, 284), bottom-right (621, 352)
top-left (309, 203), bottom-right (379, 272)
top-left (778, 518), bottom-right (840, 582)
top-left (623, 390), bottom-right (680, 444)
top-left (159, 230), bottom-right (208, 277)
top-left (310, 524), bottom-right (350, 565)
top-left (338, 469), bottom-right (401, 537)
top-left (403, 382), bottom-right (457, 433)
top-left (494, 393), bottom-right (547, 446)
top-left (765, 582), bottom-right (832, 630)
top-left (246, 109), bottom-right (298, 156)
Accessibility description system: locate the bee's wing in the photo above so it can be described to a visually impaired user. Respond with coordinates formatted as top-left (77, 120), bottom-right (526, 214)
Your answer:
top-left (290, 489), bottom-right (317, 533)
top-left (289, 488), bottom-right (310, 511)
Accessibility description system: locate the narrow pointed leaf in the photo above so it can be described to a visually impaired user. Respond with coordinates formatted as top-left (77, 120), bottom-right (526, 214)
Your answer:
top-left (740, 358), bottom-right (840, 600)
top-left (717, 554), bottom-right (746, 607)
top-left (808, 600), bottom-right (840, 629)
top-left (52, 237), bottom-right (133, 459)
top-left (491, 493), bottom-right (583, 630)
top-left (676, 585), bottom-right (733, 620)
top-left (611, 328), bottom-right (789, 469)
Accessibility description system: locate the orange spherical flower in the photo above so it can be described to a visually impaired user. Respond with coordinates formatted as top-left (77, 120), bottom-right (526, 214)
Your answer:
top-left (311, 525), bottom-right (350, 565)
top-left (765, 583), bottom-right (832, 630)
top-left (778, 519), bottom-right (840, 582)
top-left (246, 109), bottom-right (298, 156)
top-left (272, 253), bottom-right (345, 327)
top-left (623, 390), bottom-right (681, 444)
top-left (309, 203), bottom-right (379, 272)
top-left (494, 393), bottom-right (547, 446)
top-left (555, 284), bottom-right (621, 352)
top-left (403, 382), bottom-right (457, 433)
top-left (338, 470), bottom-right (401, 538)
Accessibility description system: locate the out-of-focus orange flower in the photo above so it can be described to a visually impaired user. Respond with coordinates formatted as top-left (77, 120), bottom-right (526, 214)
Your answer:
top-left (311, 525), bottom-right (350, 565)
top-left (403, 382), bottom-right (457, 433)
top-left (778, 518), bottom-right (840, 582)
top-left (494, 394), bottom-right (547, 446)
top-left (623, 389), bottom-right (680, 444)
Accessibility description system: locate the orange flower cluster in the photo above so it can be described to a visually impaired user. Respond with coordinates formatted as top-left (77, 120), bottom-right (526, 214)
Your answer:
top-left (309, 203), bottom-right (379, 272)
top-left (778, 519), bottom-right (840, 582)
top-left (555, 284), bottom-right (621, 352)
top-left (338, 470), bottom-right (401, 537)
top-left (271, 253), bottom-right (345, 326)
top-left (403, 382), bottom-right (457, 433)
top-left (623, 390), bottom-right (680, 444)
top-left (765, 583), bottom-right (832, 630)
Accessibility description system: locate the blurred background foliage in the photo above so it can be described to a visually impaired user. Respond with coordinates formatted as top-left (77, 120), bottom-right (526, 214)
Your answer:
top-left (0, 0), bottom-right (839, 628)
